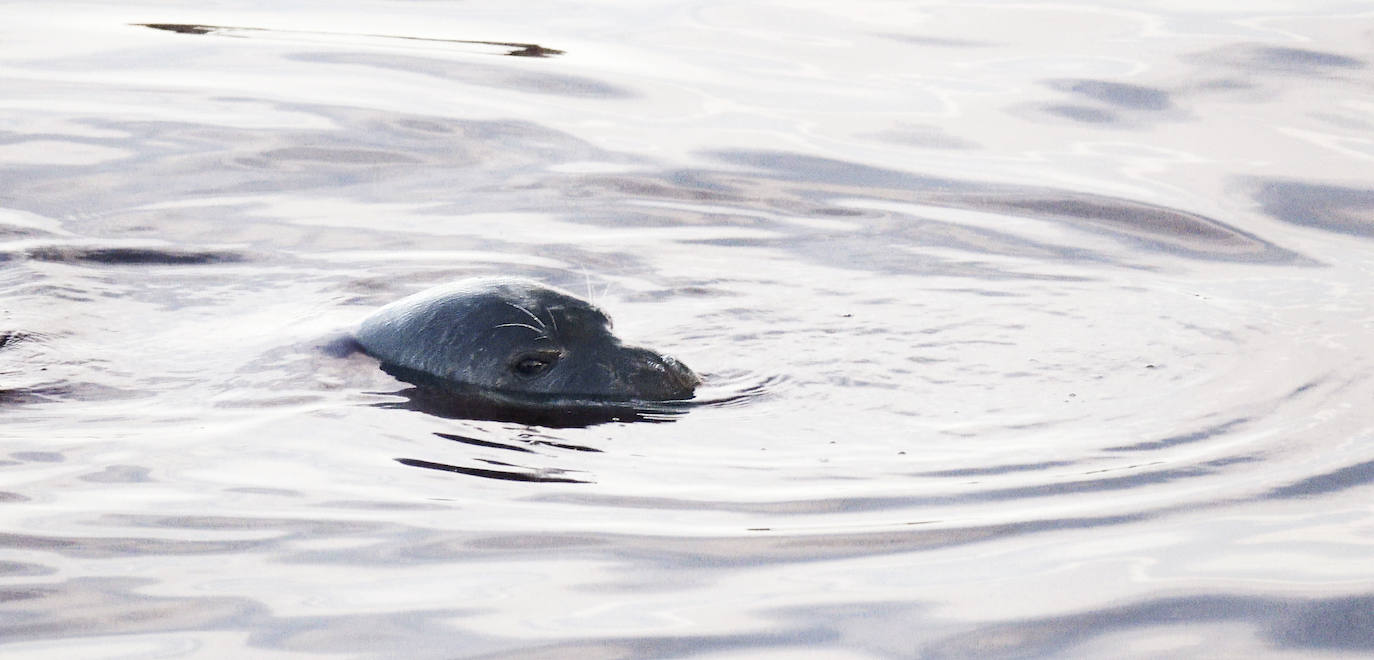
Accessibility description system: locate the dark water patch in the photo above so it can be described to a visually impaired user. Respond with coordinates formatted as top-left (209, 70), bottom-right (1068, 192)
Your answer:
top-left (1040, 104), bottom-right (1118, 123)
top-left (294, 52), bottom-right (630, 99)
top-left (1195, 77), bottom-right (1257, 91)
top-left (0, 331), bottom-right (34, 350)
top-left (1196, 44), bottom-right (1366, 75)
top-left (705, 150), bottom-right (1305, 264)
top-left (571, 171), bottom-right (747, 205)
top-left (0, 382), bottom-right (140, 406)
top-left (22, 244), bottom-right (244, 265)
top-left (1, 109), bottom-right (625, 230)
top-left (1202, 455), bottom-right (1263, 468)
top-left (923, 592), bottom-right (1374, 657)
top-left (709, 149), bottom-right (969, 192)
top-left (395, 457), bottom-right (590, 483)
top-left (0, 561), bottom-right (54, 578)
top-left (78, 465), bottom-right (153, 484)
top-left (0, 532), bottom-right (264, 558)
top-left (0, 385), bottom-right (73, 406)
top-left (259, 146), bottom-right (420, 165)
top-left (0, 492), bottom-right (30, 503)
top-left (0, 223), bottom-right (58, 239)
top-left (1105, 417), bottom-right (1249, 451)
top-left (1047, 79), bottom-right (1174, 111)
top-left (136, 23), bottom-right (565, 58)
top-left (1256, 47), bottom-right (1364, 70)
top-left (137, 23), bottom-right (214, 35)
top-left (10, 452), bottom-right (62, 463)
top-left (1251, 179), bottom-right (1374, 238)
top-left (1265, 459), bottom-right (1374, 499)
top-left (968, 193), bottom-right (1288, 261)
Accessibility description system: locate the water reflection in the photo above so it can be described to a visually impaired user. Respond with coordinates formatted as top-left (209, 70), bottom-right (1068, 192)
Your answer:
top-left (136, 23), bottom-right (566, 58)
top-left (295, 52), bottom-right (631, 98)
top-left (395, 457), bottom-right (591, 484)
top-left (1046, 79), bottom-right (1174, 111)
top-left (1251, 179), bottom-right (1374, 238)
top-left (1195, 44), bottom-right (1366, 76)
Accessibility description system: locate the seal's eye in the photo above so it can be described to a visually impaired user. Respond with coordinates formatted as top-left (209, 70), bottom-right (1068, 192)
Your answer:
top-left (511, 351), bottom-right (560, 378)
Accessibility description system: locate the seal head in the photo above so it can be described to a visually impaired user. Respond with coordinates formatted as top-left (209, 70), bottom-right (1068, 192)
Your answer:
top-left (356, 278), bottom-right (699, 411)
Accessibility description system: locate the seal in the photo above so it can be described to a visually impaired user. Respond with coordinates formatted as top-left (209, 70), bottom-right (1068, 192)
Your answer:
top-left (355, 278), bottom-right (700, 419)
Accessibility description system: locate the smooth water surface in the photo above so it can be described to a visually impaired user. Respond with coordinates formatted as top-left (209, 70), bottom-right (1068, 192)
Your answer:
top-left (2, 1), bottom-right (1373, 657)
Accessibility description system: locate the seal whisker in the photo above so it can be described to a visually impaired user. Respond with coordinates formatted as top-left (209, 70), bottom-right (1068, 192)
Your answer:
top-left (504, 302), bottom-right (546, 329)
top-left (494, 322), bottom-right (548, 339)
top-left (545, 307), bottom-right (559, 338)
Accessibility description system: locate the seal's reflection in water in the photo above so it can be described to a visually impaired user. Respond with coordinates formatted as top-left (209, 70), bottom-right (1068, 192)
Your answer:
top-left (379, 381), bottom-right (701, 484)
top-left (378, 377), bottom-right (694, 484)
top-left (376, 370), bottom-right (697, 428)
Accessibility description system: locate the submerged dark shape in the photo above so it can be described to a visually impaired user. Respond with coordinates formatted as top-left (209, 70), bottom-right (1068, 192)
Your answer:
top-left (356, 278), bottom-right (700, 425)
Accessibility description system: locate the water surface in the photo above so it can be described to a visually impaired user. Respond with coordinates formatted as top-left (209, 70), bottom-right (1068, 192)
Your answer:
top-left (2, 1), bottom-right (1373, 657)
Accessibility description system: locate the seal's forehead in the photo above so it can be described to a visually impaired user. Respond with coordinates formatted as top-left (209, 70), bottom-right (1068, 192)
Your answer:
top-left (470, 287), bottom-right (608, 333)
top-left (548, 301), bottom-right (612, 331)
top-left (455, 279), bottom-right (614, 335)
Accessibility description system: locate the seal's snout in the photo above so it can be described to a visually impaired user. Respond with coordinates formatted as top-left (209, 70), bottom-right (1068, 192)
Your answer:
top-left (657, 353), bottom-right (702, 398)
top-left (623, 346), bottom-right (700, 401)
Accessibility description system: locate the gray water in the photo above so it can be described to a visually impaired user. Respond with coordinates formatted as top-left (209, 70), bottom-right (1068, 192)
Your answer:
top-left (3, 1), bottom-right (1374, 658)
